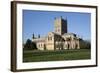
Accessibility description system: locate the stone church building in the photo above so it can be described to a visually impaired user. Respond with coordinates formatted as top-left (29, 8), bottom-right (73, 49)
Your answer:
top-left (32, 16), bottom-right (84, 50)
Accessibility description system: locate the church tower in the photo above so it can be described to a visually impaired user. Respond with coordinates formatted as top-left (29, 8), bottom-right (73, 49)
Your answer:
top-left (54, 16), bottom-right (67, 35)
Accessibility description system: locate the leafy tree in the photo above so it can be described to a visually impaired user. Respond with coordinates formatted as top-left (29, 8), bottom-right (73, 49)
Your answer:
top-left (31, 42), bottom-right (37, 50)
top-left (80, 40), bottom-right (91, 49)
top-left (23, 39), bottom-right (37, 50)
top-left (24, 39), bottom-right (31, 50)
top-left (84, 40), bottom-right (91, 49)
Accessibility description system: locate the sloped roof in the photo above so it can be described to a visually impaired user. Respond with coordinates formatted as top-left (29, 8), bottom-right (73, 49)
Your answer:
top-left (32, 37), bottom-right (45, 42)
top-left (63, 33), bottom-right (76, 36)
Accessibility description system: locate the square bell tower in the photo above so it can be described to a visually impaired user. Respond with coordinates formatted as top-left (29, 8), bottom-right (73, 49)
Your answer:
top-left (54, 16), bottom-right (67, 35)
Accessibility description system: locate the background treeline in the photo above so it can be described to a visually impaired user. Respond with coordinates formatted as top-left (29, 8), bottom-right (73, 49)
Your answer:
top-left (80, 40), bottom-right (91, 49)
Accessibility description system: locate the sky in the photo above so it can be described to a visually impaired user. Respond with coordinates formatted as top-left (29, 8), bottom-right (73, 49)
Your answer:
top-left (23, 10), bottom-right (91, 43)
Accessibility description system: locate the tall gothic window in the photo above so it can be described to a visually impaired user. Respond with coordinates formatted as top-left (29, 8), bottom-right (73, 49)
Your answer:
top-left (48, 37), bottom-right (52, 41)
top-left (50, 37), bottom-right (52, 40)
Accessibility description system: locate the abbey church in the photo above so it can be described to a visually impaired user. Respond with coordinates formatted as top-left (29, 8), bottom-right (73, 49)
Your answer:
top-left (32, 16), bottom-right (84, 50)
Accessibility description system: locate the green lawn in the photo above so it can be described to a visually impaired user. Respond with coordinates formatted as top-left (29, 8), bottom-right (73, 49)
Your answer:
top-left (23, 49), bottom-right (91, 62)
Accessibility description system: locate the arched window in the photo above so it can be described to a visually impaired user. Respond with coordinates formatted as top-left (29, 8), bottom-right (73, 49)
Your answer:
top-left (50, 37), bottom-right (52, 40)
top-left (75, 44), bottom-right (78, 49)
top-left (48, 37), bottom-right (52, 41)
top-left (67, 44), bottom-right (69, 49)
top-left (41, 44), bottom-right (42, 47)
top-left (48, 37), bottom-right (49, 41)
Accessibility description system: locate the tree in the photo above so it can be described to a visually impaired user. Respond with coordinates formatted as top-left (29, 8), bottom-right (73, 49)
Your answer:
top-left (84, 40), bottom-right (91, 49)
top-left (80, 40), bottom-right (91, 49)
top-left (23, 39), bottom-right (37, 50)
top-left (31, 42), bottom-right (37, 50)
top-left (24, 39), bottom-right (32, 50)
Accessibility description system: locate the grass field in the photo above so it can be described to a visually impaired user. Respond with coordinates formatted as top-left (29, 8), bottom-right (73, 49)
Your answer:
top-left (23, 49), bottom-right (91, 62)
